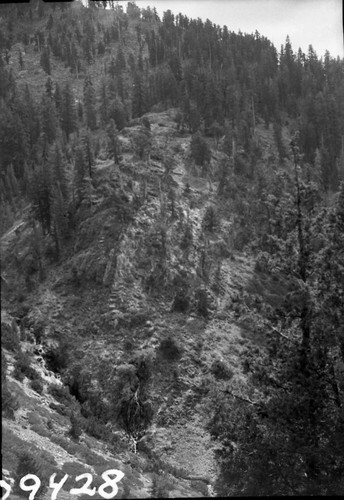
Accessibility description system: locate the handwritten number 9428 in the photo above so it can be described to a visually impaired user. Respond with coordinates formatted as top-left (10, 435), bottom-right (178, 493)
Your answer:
top-left (0, 469), bottom-right (124, 500)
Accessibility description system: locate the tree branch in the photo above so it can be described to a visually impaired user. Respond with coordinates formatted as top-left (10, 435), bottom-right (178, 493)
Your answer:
top-left (267, 323), bottom-right (298, 345)
top-left (223, 389), bottom-right (259, 406)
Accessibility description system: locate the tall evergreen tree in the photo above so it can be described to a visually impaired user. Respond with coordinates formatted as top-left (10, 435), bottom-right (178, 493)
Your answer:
top-left (61, 82), bottom-right (76, 140)
top-left (74, 144), bottom-right (87, 206)
top-left (83, 76), bottom-right (97, 130)
top-left (190, 132), bottom-right (211, 166)
top-left (106, 119), bottom-right (121, 164)
top-left (81, 130), bottom-right (94, 178)
top-left (40, 46), bottom-right (51, 75)
top-left (115, 44), bottom-right (126, 72)
top-left (99, 78), bottom-right (108, 125)
top-left (132, 73), bottom-right (146, 118)
top-left (40, 94), bottom-right (58, 144)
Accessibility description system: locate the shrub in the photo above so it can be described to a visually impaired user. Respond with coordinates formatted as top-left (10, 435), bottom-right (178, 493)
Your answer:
top-left (1, 311), bottom-right (20, 351)
top-left (171, 274), bottom-right (190, 313)
top-left (171, 289), bottom-right (189, 312)
top-left (30, 424), bottom-right (51, 438)
top-left (84, 416), bottom-right (110, 440)
top-left (119, 483), bottom-right (131, 499)
top-left (195, 288), bottom-right (209, 318)
top-left (44, 341), bottom-right (70, 373)
top-left (190, 479), bottom-right (209, 496)
top-left (78, 447), bottom-right (108, 467)
top-left (1, 351), bottom-right (7, 383)
top-left (31, 320), bottom-right (46, 344)
top-left (49, 401), bottom-right (71, 416)
top-left (61, 462), bottom-right (92, 492)
top-left (13, 351), bottom-right (39, 381)
top-left (117, 390), bottom-right (153, 437)
top-left (48, 383), bottom-right (74, 406)
top-left (180, 224), bottom-right (193, 251)
top-left (254, 251), bottom-right (271, 273)
top-left (210, 359), bottom-right (234, 380)
top-left (151, 472), bottom-right (174, 498)
top-left (159, 335), bottom-right (182, 361)
top-left (50, 435), bottom-right (79, 455)
top-left (2, 384), bottom-right (19, 419)
top-left (14, 451), bottom-right (49, 498)
top-left (132, 350), bottom-right (154, 383)
top-left (128, 310), bottom-right (150, 328)
top-left (69, 411), bottom-right (82, 441)
top-left (202, 205), bottom-right (218, 233)
top-left (30, 378), bottom-right (44, 394)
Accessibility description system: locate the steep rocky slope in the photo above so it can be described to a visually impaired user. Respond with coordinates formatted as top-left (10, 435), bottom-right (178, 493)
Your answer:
top-left (1, 107), bottom-right (271, 498)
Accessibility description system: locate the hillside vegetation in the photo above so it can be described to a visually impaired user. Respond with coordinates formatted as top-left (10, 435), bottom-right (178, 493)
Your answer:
top-left (1, 0), bottom-right (344, 497)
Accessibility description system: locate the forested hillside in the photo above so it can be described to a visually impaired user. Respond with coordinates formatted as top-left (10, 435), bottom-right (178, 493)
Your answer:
top-left (1, 0), bottom-right (344, 497)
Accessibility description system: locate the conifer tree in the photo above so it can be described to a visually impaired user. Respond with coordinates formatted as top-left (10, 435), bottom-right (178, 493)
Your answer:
top-left (106, 119), bottom-right (121, 164)
top-left (51, 180), bottom-right (69, 261)
top-left (108, 97), bottom-right (128, 130)
top-left (108, 57), bottom-right (116, 78)
top-left (29, 164), bottom-right (52, 235)
top-left (49, 142), bottom-right (68, 201)
top-left (40, 46), bottom-right (51, 75)
top-left (99, 78), bottom-right (108, 125)
top-left (134, 125), bottom-right (152, 161)
top-left (132, 73), bottom-right (146, 118)
top-left (81, 130), bottom-right (94, 178)
top-left (40, 94), bottom-right (58, 144)
top-left (190, 132), bottom-right (211, 166)
top-left (18, 49), bottom-right (24, 69)
top-left (83, 76), bottom-right (97, 130)
top-left (45, 76), bottom-right (54, 99)
top-left (74, 144), bottom-right (87, 206)
top-left (54, 82), bottom-right (62, 114)
top-left (115, 44), bottom-right (126, 72)
top-left (61, 82), bottom-right (76, 140)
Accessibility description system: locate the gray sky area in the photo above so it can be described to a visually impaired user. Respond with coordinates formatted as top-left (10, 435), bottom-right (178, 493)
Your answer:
top-left (132, 0), bottom-right (343, 58)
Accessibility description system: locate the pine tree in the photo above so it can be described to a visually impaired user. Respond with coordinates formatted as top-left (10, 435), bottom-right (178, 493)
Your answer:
top-left (108, 98), bottom-right (128, 130)
top-left (74, 145), bottom-right (87, 206)
top-left (51, 184), bottom-right (68, 261)
top-left (108, 57), bottom-right (116, 78)
top-left (273, 120), bottom-right (287, 162)
top-left (29, 164), bottom-right (52, 235)
top-left (106, 119), bottom-right (121, 164)
top-left (40, 94), bottom-right (58, 144)
top-left (202, 205), bottom-right (218, 232)
top-left (40, 46), bottom-right (51, 75)
top-left (134, 125), bottom-right (152, 161)
top-left (190, 132), bottom-right (211, 166)
top-left (49, 142), bottom-right (68, 201)
top-left (81, 130), bottom-right (94, 178)
top-left (70, 411), bottom-right (82, 440)
top-left (45, 76), bottom-right (54, 99)
top-left (99, 78), bottom-right (108, 125)
top-left (83, 75), bottom-right (97, 130)
top-left (132, 73), bottom-right (146, 118)
top-left (83, 35), bottom-right (93, 64)
top-left (115, 44), bottom-right (126, 72)
top-left (54, 82), bottom-right (62, 114)
top-left (61, 82), bottom-right (76, 140)
top-left (18, 49), bottom-right (24, 69)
